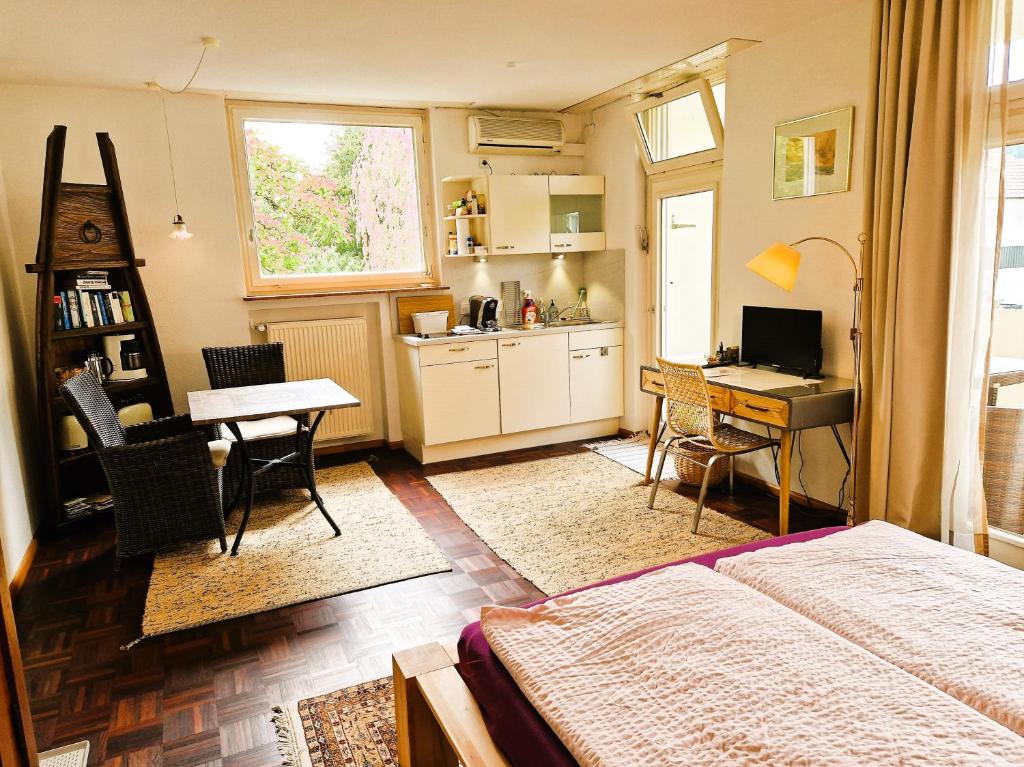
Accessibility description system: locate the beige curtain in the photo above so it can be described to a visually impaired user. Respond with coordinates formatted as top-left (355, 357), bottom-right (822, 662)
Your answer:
top-left (857, 0), bottom-right (996, 537)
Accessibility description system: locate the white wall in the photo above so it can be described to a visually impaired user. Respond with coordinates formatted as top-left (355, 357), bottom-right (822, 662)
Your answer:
top-left (719, 0), bottom-right (871, 505)
top-left (0, 158), bottom-right (39, 579)
top-left (584, 0), bottom-right (872, 506)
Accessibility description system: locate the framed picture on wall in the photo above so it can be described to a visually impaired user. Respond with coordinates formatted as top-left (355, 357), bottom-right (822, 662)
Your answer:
top-left (773, 106), bottom-right (854, 200)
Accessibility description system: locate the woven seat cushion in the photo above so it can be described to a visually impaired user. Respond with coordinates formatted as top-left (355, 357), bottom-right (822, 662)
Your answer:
top-left (712, 422), bottom-right (773, 452)
top-left (207, 439), bottom-right (231, 469)
top-left (221, 415), bottom-right (299, 442)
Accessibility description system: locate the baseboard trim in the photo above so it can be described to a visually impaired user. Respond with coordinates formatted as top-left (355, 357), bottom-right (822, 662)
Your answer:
top-left (315, 439), bottom-right (386, 456)
top-left (733, 470), bottom-right (842, 515)
top-left (9, 538), bottom-right (37, 599)
top-left (387, 440), bottom-right (403, 450)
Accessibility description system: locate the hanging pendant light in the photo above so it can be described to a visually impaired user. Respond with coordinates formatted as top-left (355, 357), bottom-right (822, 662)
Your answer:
top-left (169, 213), bottom-right (193, 240)
top-left (149, 37), bottom-right (219, 242)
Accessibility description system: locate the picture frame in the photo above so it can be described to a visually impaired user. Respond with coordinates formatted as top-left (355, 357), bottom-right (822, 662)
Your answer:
top-left (773, 106), bottom-right (854, 200)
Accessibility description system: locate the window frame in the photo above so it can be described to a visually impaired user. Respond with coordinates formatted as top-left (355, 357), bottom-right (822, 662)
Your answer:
top-left (627, 78), bottom-right (725, 175)
top-left (226, 100), bottom-right (440, 298)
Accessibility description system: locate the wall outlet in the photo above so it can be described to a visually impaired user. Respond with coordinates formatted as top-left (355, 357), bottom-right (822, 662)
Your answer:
top-left (460, 300), bottom-right (470, 315)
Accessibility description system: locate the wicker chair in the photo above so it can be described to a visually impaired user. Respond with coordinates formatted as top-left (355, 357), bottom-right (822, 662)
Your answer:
top-left (59, 372), bottom-right (228, 569)
top-left (649, 358), bottom-right (779, 533)
top-left (983, 405), bottom-right (1024, 535)
top-left (201, 342), bottom-right (309, 508)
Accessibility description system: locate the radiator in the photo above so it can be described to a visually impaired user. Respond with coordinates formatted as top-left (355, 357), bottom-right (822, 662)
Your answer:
top-left (265, 318), bottom-right (374, 442)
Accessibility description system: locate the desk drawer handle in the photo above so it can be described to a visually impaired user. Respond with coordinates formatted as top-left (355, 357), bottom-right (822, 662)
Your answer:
top-left (474, 364), bottom-right (493, 370)
top-left (448, 347), bottom-right (469, 352)
top-left (743, 403), bottom-right (772, 413)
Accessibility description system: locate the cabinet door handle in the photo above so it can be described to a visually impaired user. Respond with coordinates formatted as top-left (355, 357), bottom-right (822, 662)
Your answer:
top-left (474, 364), bottom-right (493, 370)
top-left (572, 354), bottom-right (589, 359)
top-left (501, 342), bottom-right (520, 347)
top-left (448, 347), bottom-right (468, 352)
top-left (495, 245), bottom-right (513, 250)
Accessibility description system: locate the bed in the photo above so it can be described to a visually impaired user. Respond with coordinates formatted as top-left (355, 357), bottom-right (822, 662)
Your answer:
top-left (392, 524), bottom-right (1024, 766)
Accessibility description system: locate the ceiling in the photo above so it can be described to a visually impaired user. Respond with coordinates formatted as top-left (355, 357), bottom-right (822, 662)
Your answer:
top-left (0, 1), bottom-right (851, 111)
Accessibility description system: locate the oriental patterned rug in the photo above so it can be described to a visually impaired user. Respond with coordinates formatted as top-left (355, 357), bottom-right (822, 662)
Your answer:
top-left (273, 677), bottom-right (396, 767)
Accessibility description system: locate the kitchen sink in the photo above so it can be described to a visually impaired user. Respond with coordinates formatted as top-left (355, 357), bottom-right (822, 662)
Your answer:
top-left (541, 319), bottom-right (603, 327)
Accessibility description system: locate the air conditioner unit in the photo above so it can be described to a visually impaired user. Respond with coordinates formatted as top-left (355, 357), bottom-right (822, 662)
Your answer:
top-left (468, 115), bottom-right (566, 155)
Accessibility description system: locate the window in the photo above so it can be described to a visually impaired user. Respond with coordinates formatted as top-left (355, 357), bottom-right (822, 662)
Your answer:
top-left (627, 78), bottom-right (724, 174)
top-left (227, 101), bottom-right (437, 296)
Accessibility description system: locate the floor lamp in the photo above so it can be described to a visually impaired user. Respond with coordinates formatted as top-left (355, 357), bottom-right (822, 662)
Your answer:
top-left (745, 233), bottom-right (868, 524)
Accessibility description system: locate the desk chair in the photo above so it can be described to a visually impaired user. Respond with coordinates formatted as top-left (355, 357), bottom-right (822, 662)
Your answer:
top-left (649, 358), bottom-right (779, 533)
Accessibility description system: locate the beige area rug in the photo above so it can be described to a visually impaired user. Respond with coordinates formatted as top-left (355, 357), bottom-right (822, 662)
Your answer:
top-left (140, 462), bottom-right (450, 640)
top-left (272, 677), bottom-right (397, 767)
top-left (428, 452), bottom-right (768, 595)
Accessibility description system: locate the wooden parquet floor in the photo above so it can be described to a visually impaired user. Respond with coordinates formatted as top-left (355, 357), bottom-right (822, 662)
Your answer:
top-left (14, 440), bottom-right (843, 766)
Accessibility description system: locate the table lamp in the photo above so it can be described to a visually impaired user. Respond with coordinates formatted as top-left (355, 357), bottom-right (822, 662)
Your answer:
top-left (745, 233), bottom-right (868, 524)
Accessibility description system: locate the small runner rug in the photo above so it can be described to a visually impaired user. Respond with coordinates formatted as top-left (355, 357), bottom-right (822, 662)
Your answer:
top-left (273, 677), bottom-right (397, 767)
top-left (140, 462), bottom-right (450, 640)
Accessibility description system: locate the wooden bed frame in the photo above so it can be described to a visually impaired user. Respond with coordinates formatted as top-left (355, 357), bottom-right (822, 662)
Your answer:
top-left (393, 642), bottom-right (510, 767)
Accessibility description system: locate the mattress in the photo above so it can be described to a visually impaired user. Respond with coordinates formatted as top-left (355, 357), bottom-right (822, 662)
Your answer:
top-left (715, 520), bottom-right (1024, 736)
top-left (482, 563), bottom-right (1024, 767)
top-left (457, 527), bottom-right (846, 767)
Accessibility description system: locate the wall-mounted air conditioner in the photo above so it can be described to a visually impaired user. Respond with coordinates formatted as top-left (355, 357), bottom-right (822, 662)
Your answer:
top-left (468, 115), bottom-right (566, 155)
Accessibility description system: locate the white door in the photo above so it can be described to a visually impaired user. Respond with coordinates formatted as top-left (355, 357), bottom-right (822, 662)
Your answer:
top-left (498, 334), bottom-right (570, 433)
top-left (649, 170), bottom-right (720, 361)
top-left (488, 175), bottom-right (551, 255)
top-left (421, 360), bottom-right (500, 445)
top-left (570, 345), bottom-right (624, 423)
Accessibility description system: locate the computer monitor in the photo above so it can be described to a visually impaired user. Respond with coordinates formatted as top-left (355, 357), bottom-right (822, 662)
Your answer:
top-left (741, 306), bottom-right (823, 376)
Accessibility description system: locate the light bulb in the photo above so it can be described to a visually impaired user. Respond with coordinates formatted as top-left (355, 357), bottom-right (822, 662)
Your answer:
top-left (169, 214), bottom-right (193, 240)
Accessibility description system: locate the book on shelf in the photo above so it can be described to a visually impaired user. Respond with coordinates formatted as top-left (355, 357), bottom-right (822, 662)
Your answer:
top-left (53, 271), bottom-right (135, 330)
top-left (62, 493), bottom-right (113, 520)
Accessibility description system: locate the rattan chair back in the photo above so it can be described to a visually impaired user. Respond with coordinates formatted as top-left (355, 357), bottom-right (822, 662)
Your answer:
top-left (202, 342), bottom-right (286, 390)
top-left (657, 358), bottom-right (715, 442)
top-left (983, 405), bottom-right (1024, 535)
top-left (60, 371), bottom-right (126, 449)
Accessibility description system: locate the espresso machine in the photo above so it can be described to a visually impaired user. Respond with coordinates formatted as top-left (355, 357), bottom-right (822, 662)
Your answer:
top-left (102, 333), bottom-right (147, 381)
top-left (468, 295), bottom-right (500, 330)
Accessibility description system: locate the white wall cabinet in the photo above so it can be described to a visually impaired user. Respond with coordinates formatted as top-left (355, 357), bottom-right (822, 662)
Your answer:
top-left (421, 359), bottom-right (500, 445)
top-left (498, 334), bottom-right (570, 433)
top-left (487, 175), bottom-right (551, 255)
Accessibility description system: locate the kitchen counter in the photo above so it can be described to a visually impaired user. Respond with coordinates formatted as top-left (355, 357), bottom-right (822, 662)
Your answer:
top-left (395, 320), bottom-right (624, 347)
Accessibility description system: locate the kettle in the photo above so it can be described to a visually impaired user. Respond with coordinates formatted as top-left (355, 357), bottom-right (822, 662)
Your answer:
top-left (84, 352), bottom-right (114, 383)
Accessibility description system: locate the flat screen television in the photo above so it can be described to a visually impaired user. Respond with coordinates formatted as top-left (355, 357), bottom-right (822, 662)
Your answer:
top-left (741, 306), bottom-right (823, 376)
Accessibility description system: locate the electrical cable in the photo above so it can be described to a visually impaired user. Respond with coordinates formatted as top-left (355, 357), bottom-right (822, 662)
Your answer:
top-left (159, 92), bottom-right (181, 216)
top-left (150, 44), bottom-right (209, 94)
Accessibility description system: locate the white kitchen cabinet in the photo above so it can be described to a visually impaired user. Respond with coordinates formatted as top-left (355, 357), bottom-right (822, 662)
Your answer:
top-left (498, 334), bottom-right (570, 433)
top-left (487, 175), bottom-right (551, 255)
top-left (421, 359), bottom-right (500, 445)
top-left (570, 344), bottom-right (624, 424)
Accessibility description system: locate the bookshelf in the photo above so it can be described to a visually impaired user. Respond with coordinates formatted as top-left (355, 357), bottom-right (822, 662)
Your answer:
top-left (25, 126), bottom-right (174, 530)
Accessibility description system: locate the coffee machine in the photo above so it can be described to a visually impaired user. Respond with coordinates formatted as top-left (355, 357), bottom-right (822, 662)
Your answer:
top-left (468, 295), bottom-right (500, 330)
top-left (102, 333), bottom-right (147, 381)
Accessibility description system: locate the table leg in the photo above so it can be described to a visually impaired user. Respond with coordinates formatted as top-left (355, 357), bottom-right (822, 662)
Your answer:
top-left (304, 411), bottom-right (341, 537)
top-left (227, 422), bottom-right (255, 556)
top-left (778, 430), bottom-right (793, 536)
top-left (644, 395), bottom-right (664, 485)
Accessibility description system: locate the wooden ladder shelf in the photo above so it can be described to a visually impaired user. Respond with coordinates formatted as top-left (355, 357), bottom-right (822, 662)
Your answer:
top-left (25, 125), bottom-right (174, 531)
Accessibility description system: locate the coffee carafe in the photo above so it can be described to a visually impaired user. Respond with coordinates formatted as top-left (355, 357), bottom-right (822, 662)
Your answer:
top-left (84, 352), bottom-right (114, 382)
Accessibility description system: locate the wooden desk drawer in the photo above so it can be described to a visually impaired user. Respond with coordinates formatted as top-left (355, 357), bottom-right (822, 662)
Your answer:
top-left (640, 367), bottom-right (665, 395)
top-left (731, 390), bottom-right (789, 427)
top-left (707, 384), bottom-right (732, 412)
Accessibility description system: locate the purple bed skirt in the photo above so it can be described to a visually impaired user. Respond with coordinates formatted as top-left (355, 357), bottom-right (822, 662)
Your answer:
top-left (457, 526), bottom-right (849, 767)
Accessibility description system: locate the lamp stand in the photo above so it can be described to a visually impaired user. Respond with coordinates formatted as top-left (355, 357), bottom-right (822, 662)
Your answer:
top-left (787, 233), bottom-right (868, 525)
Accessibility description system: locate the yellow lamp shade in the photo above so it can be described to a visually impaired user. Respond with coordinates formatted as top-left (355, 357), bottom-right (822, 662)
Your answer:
top-left (746, 242), bottom-right (801, 292)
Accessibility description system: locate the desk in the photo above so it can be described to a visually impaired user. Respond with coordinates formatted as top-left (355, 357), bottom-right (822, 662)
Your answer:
top-left (188, 378), bottom-right (361, 555)
top-left (640, 365), bottom-right (854, 535)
